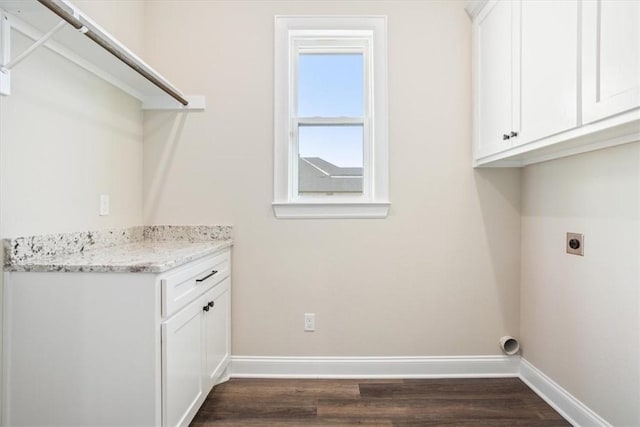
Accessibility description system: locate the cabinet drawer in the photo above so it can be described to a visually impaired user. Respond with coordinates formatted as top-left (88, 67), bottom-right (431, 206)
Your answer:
top-left (162, 250), bottom-right (230, 317)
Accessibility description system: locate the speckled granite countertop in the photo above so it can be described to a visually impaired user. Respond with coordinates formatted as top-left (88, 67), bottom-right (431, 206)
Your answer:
top-left (4, 225), bottom-right (232, 273)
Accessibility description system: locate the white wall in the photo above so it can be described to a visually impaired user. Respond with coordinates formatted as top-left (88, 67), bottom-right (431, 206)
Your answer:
top-left (520, 142), bottom-right (640, 426)
top-left (0, 0), bottom-right (146, 238)
top-left (143, 0), bottom-right (522, 356)
top-left (74, 0), bottom-right (146, 58)
top-left (0, 2), bottom-right (146, 418)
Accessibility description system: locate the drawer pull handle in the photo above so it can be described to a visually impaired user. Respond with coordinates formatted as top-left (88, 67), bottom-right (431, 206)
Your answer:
top-left (208, 301), bottom-right (214, 308)
top-left (196, 270), bottom-right (218, 283)
top-left (203, 305), bottom-right (210, 312)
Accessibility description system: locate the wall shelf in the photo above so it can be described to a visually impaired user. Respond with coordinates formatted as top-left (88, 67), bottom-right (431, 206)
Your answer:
top-left (0, 0), bottom-right (205, 110)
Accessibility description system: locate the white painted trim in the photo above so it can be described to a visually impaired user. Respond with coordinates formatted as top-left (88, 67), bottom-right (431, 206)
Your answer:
top-left (297, 117), bottom-right (364, 125)
top-left (474, 159), bottom-right (525, 168)
top-left (519, 359), bottom-right (612, 427)
top-left (228, 356), bottom-right (612, 426)
top-left (272, 202), bottom-right (390, 219)
top-left (517, 132), bottom-right (640, 166)
top-left (475, 109), bottom-right (640, 167)
top-left (230, 355), bottom-right (520, 379)
top-left (273, 16), bottom-right (389, 216)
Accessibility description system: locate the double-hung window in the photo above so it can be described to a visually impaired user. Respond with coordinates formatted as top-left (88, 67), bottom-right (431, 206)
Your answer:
top-left (274, 16), bottom-right (389, 219)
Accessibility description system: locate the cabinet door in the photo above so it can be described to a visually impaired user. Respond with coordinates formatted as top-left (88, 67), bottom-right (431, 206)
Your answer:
top-left (162, 300), bottom-right (205, 427)
top-left (582, 0), bottom-right (640, 124)
top-left (474, 0), bottom-right (515, 159)
top-left (515, 0), bottom-right (578, 145)
top-left (203, 278), bottom-right (231, 389)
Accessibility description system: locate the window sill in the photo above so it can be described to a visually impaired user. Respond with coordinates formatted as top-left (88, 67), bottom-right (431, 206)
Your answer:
top-left (272, 202), bottom-right (390, 219)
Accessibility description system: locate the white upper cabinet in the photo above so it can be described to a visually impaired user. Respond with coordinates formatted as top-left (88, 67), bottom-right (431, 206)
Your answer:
top-left (582, 0), bottom-right (640, 124)
top-left (474, 0), bottom-right (515, 159)
top-left (517, 0), bottom-right (578, 144)
top-left (472, 0), bottom-right (579, 160)
top-left (468, 0), bottom-right (640, 167)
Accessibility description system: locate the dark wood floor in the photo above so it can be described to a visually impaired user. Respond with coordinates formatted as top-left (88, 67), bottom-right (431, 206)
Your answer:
top-left (190, 378), bottom-right (570, 426)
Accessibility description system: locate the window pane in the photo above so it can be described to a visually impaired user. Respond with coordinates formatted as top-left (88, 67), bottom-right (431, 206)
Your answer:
top-left (298, 125), bottom-right (363, 194)
top-left (298, 54), bottom-right (364, 117)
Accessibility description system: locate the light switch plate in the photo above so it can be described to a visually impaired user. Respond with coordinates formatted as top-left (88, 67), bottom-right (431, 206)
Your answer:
top-left (99, 194), bottom-right (110, 216)
top-left (566, 232), bottom-right (584, 256)
top-left (304, 313), bottom-right (315, 331)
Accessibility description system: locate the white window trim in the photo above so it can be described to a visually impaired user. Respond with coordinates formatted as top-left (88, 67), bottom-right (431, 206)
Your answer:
top-left (273, 16), bottom-right (389, 219)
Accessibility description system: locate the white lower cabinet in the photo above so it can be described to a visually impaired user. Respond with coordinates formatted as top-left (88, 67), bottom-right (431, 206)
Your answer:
top-left (2, 247), bottom-right (231, 427)
top-left (203, 280), bottom-right (231, 388)
top-left (163, 277), bottom-right (231, 427)
top-left (163, 297), bottom-right (206, 427)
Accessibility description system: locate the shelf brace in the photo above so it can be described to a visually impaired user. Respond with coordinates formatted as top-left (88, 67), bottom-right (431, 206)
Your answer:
top-left (0, 13), bottom-right (10, 94)
top-left (0, 19), bottom-right (67, 73)
top-left (36, 0), bottom-right (189, 106)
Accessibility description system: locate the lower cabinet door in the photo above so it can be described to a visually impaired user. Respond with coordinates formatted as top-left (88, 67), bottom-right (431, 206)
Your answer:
top-left (203, 277), bottom-right (231, 388)
top-left (162, 299), bottom-right (205, 427)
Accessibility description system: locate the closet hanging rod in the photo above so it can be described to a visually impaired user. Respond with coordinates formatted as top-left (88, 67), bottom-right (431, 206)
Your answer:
top-left (36, 0), bottom-right (189, 106)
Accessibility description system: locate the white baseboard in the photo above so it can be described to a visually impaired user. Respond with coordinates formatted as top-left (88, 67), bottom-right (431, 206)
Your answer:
top-left (519, 358), bottom-right (611, 427)
top-left (230, 355), bottom-right (520, 379)
top-left (229, 355), bottom-right (611, 426)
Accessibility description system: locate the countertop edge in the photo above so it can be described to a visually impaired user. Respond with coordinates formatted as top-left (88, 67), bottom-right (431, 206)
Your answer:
top-left (5, 240), bottom-right (233, 274)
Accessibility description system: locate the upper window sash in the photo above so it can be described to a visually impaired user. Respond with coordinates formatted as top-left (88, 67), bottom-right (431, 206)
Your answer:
top-left (291, 37), bottom-right (371, 120)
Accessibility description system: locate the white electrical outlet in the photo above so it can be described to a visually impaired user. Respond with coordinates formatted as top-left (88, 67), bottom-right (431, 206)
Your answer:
top-left (566, 232), bottom-right (584, 256)
top-left (304, 313), bottom-right (315, 332)
top-left (99, 194), bottom-right (110, 216)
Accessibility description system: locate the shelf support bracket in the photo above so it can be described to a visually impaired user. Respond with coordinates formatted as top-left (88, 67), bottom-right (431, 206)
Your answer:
top-left (1, 19), bottom-right (66, 72)
top-left (0, 13), bottom-right (10, 95)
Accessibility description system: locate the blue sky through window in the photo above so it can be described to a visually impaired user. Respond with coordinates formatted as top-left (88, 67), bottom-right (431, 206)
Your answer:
top-left (297, 53), bottom-right (364, 168)
top-left (298, 54), bottom-right (363, 117)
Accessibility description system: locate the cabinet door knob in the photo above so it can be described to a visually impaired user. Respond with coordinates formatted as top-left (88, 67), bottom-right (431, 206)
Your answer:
top-left (503, 134), bottom-right (510, 140)
top-left (208, 301), bottom-right (214, 308)
top-left (510, 131), bottom-right (518, 137)
top-left (203, 305), bottom-right (210, 312)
